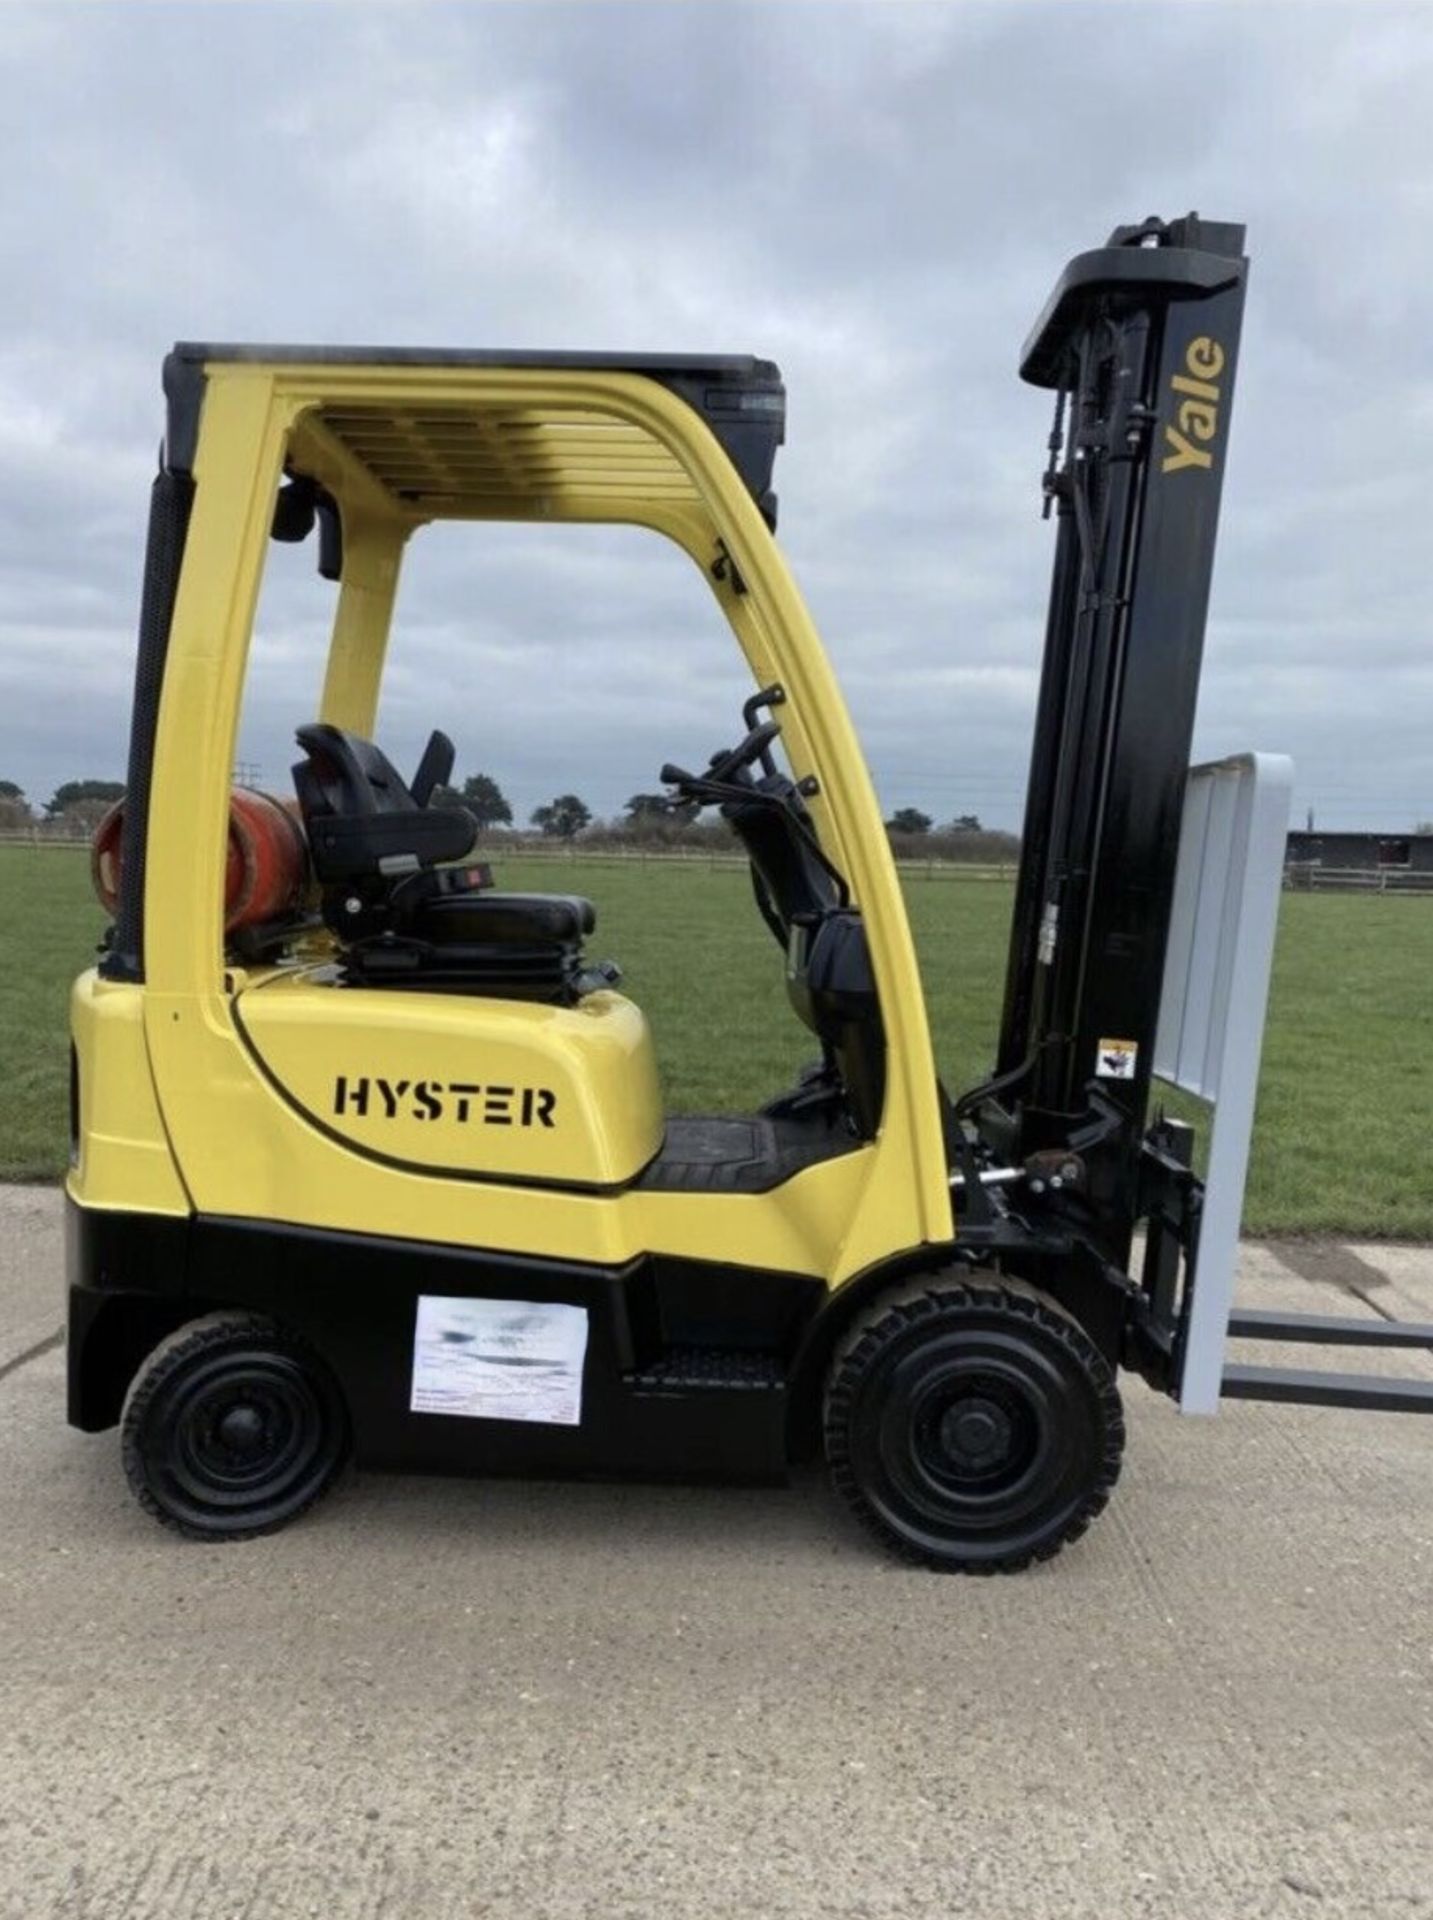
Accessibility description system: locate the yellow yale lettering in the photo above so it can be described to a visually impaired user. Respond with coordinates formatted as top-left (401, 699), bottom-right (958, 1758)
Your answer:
top-left (1161, 335), bottom-right (1225, 475)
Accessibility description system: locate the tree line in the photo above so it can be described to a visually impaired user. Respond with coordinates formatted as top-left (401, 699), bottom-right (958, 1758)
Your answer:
top-left (0, 770), bottom-right (1020, 862)
top-left (13, 769), bottom-right (1430, 862)
top-left (0, 779), bottom-right (126, 832)
top-left (415, 773), bottom-right (1021, 855)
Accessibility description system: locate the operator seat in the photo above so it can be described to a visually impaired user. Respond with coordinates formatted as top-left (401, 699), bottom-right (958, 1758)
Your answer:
top-left (292, 723), bottom-right (608, 1001)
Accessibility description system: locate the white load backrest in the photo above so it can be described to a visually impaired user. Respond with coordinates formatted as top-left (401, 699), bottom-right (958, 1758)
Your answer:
top-left (1154, 753), bottom-right (1294, 1413)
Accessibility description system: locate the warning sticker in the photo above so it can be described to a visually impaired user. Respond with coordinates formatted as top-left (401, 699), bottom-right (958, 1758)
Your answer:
top-left (410, 1296), bottom-right (589, 1426)
top-left (1096, 1038), bottom-right (1139, 1081)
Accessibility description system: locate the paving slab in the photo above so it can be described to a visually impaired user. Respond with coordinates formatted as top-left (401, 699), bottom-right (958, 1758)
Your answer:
top-left (1232, 1238), bottom-right (1433, 1384)
top-left (1, 1190), bottom-right (1430, 1920)
top-left (0, 1184), bottom-right (67, 1372)
top-left (1349, 1242), bottom-right (1433, 1322)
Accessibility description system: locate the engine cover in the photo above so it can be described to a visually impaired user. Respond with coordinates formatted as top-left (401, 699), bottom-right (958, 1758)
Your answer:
top-left (234, 969), bottom-right (663, 1188)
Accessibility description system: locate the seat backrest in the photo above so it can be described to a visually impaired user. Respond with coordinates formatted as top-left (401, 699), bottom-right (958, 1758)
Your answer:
top-left (720, 774), bottom-right (885, 1136)
top-left (721, 777), bottom-right (842, 943)
top-left (292, 723), bottom-right (477, 883)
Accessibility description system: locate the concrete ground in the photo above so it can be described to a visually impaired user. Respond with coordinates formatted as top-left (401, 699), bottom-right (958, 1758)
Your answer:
top-left (0, 1186), bottom-right (1429, 1920)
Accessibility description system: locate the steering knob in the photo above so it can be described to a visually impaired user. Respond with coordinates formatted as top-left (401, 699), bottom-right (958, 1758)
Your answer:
top-left (706, 719), bottom-right (782, 784)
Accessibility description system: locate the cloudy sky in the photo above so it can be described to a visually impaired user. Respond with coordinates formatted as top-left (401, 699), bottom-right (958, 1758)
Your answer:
top-left (2, 1), bottom-right (1431, 831)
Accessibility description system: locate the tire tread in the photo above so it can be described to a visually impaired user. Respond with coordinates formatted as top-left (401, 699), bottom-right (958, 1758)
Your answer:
top-left (120, 1311), bottom-right (347, 1541)
top-left (823, 1271), bottom-right (1124, 1574)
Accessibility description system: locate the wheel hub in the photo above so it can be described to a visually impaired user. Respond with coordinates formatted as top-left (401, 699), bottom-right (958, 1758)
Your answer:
top-left (216, 1403), bottom-right (268, 1458)
top-left (939, 1396), bottom-right (1016, 1471)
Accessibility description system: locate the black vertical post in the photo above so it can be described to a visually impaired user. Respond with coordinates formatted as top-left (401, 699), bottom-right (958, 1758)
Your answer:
top-left (996, 490), bottom-right (1081, 1077)
top-left (100, 356), bottom-right (206, 983)
top-left (101, 468), bottom-right (196, 983)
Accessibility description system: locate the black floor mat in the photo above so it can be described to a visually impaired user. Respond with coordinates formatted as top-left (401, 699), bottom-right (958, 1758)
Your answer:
top-left (636, 1113), bottom-right (859, 1194)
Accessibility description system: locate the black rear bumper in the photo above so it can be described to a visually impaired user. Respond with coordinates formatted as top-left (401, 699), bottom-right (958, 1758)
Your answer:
top-left (65, 1199), bottom-right (193, 1430)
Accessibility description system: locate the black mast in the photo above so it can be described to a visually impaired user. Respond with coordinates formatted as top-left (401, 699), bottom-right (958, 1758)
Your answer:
top-left (990, 214), bottom-right (1249, 1260)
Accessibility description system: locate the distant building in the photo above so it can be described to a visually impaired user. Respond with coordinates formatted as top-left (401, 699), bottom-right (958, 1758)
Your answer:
top-left (1285, 830), bottom-right (1433, 875)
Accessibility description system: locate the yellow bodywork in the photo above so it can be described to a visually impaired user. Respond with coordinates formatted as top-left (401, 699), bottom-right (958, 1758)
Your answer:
top-left (69, 971), bottom-right (188, 1214)
top-left (69, 356), bottom-right (954, 1287)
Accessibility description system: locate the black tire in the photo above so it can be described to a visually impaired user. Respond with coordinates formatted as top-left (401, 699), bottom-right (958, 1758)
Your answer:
top-left (824, 1273), bottom-right (1124, 1573)
top-left (120, 1312), bottom-right (349, 1540)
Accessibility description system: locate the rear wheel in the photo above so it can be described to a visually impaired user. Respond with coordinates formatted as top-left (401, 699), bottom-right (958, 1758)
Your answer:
top-left (121, 1313), bottom-right (349, 1540)
top-left (823, 1274), bottom-right (1123, 1572)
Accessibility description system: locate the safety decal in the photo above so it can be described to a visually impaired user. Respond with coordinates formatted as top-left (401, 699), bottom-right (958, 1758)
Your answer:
top-left (410, 1296), bottom-right (588, 1425)
top-left (1096, 1038), bottom-right (1138, 1081)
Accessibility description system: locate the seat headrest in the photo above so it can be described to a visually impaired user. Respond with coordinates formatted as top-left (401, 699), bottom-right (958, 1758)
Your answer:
top-left (291, 723), bottom-right (478, 884)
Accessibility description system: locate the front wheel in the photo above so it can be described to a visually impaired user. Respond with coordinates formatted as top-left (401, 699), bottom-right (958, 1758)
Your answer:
top-left (823, 1274), bottom-right (1123, 1573)
top-left (121, 1312), bottom-right (350, 1540)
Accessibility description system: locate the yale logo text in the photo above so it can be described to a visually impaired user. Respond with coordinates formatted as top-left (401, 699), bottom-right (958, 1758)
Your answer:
top-left (333, 1076), bottom-right (557, 1128)
top-left (1161, 335), bottom-right (1225, 476)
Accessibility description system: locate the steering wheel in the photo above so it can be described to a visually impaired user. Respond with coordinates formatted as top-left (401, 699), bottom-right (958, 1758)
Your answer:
top-left (661, 720), bottom-right (781, 799)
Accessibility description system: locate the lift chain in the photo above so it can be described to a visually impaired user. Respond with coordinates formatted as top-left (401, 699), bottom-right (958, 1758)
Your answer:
top-left (1040, 386), bottom-right (1069, 520)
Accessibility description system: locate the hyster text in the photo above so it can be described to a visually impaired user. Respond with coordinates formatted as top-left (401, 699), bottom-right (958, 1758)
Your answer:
top-left (333, 1076), bottom-right (557, 1128)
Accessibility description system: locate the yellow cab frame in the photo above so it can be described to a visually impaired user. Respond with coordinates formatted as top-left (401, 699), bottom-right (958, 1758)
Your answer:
top-left (77, 355), bottom-right (949, 1269)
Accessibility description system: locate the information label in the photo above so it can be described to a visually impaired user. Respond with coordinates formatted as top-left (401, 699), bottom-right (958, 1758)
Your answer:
top-left (410, 1296), bottom-right (588, 1426)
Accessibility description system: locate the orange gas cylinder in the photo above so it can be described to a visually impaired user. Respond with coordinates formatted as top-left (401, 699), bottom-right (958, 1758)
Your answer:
top-left (91, 788), bottom-right (312, 934)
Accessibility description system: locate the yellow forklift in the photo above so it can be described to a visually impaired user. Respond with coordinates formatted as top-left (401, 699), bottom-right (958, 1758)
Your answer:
top-left (67, 214), bottom-right (1433, 1570)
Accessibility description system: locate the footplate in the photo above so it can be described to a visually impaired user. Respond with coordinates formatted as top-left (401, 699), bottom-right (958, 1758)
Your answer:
top-left (628, 1348), bottom-right (786, 1392)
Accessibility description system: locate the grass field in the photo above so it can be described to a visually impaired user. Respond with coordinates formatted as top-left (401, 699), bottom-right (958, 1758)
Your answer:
top-left (2, 845), bottom-right (1430, 1235)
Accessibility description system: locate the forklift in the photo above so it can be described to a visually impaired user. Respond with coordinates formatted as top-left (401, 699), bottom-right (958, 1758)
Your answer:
top-left (67, 213), bottom-right (1433, 1572)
